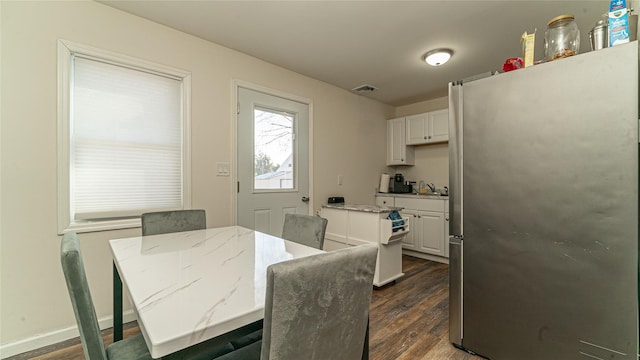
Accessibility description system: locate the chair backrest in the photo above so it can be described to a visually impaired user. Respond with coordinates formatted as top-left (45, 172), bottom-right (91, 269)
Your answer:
top-left (60, 232), bottom-right (107, 360)
top-left (141, 209), bottom-right (206, 236)
top-left (281, 213), bottom-right (328, 250)
top-left (261, 245), bottom-right (378, 360)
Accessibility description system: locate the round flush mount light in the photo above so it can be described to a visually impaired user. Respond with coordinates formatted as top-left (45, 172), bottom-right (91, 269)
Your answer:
top-left (424, 49), bottom-right (453, 66)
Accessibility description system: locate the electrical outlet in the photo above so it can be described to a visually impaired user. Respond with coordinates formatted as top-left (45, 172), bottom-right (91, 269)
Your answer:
top-left (338, 175), bottom-right (343, 185)
top-left (216, 162), bottom-right (230, 176)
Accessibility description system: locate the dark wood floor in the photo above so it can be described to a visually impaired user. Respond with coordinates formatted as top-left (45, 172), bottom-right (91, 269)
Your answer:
top-left (369, 256), bottom-right (482, 360)
top-left (9, 255), bottom-right (482, 360)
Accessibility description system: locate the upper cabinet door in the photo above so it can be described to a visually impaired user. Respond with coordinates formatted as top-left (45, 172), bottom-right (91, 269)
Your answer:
top-left (428, 109), bottom-right (449, 143)
top-left (405, 110), bottom-right (449, 145)
top-left (406, 113), bottom-right (429, 145)
top-left (387, 118), bottom-right (414, 165)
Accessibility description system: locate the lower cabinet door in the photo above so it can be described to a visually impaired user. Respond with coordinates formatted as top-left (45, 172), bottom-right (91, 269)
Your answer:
top-left (400, 210), bottom-right (418, 250)
top-left (418, 211), bottom-right (445, 256)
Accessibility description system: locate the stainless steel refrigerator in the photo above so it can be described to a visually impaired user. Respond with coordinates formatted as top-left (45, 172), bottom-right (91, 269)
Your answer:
top-left (448, 41), bottom-right (639, 359)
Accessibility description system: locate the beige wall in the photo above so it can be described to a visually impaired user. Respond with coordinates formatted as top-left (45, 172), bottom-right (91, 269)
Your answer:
top-left (0, 0), bottom-right (393, 352)
top-left (389, 97), bottom-right (450, 189)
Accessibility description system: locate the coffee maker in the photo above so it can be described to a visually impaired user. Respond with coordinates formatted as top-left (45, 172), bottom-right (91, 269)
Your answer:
top-left (390, 173), bottom-right (412, 193)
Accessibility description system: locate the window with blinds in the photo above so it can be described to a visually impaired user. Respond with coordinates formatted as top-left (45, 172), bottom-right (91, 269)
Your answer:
top-left (58, 40), bottom-right (191, 233)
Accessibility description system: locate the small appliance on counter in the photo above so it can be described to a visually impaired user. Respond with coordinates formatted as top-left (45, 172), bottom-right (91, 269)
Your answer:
top-left (327, 196), bottom-right (344, 204)
top-left (379, 173), bottom-right (390, 193)
top-left (390, 173), bottom-right (412, 193)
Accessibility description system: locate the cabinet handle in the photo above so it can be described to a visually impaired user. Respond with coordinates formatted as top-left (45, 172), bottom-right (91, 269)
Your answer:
top-left (424, 136), bottom-right (427, 139)
top-left (446, 217), bottom-right (449, 221)
top-left (401, 158), bottom-right (404, 162)
top-left (428, 135), bottom-right (432, 139)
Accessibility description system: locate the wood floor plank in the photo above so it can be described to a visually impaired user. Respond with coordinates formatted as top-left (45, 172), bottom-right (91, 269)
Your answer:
top-left (370, 281), bottom-right (449, 358)
top-left (6, 324), bottom-right (142, 360)
top-left (368, 256), bottom-right (483, 360)
top-left (9, 255), bottom-right (483, 360)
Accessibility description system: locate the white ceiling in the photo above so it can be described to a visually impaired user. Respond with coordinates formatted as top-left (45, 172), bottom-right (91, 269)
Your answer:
top-left (98, 0), bottom-right (606, 106)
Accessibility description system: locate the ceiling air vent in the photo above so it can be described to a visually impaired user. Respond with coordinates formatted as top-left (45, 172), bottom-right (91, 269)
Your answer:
top-left (352, 84), bottom-right (377, 93)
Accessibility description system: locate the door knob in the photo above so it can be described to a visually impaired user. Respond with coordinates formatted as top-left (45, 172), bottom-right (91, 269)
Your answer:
top-left (301, 196), bottom-right (310, 203)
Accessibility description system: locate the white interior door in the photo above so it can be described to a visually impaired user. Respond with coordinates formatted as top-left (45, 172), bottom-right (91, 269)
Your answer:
top-left (237, 87), bottom-right (310, 236)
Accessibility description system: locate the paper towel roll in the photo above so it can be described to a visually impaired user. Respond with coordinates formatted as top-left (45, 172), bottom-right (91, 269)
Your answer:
top-left (379, 173), bottom-right (390, 193)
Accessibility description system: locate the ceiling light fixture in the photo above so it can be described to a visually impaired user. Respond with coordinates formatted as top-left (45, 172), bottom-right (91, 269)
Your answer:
top-left (424, 49), bottom-right (453, 66)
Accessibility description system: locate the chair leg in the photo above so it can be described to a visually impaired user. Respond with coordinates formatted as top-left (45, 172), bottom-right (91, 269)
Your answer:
top-left (113, 262), bottom-right (123, 342)
top-left (362, 317), bottom-right (369, 360)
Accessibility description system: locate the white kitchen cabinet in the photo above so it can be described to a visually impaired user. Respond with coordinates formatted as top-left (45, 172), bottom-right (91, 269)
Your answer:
top-left (387, 118), bottom-right (414, 166)
top-left (375, 196), bottom-right (394, 207)
top-left (405, 109), bottom-right (449, 145)
top-left (401, 209), bottom-right (418, 250)
top-left (392, 196), bottom-right (449, 260)
top-left (416, 211), bottom-right (445, 256)
top-left (319, 205), bottom-right (408, 287)
top-left (429, 109), bottom-right (449, 143)
top-left (399, 208), bottom-right (445, 256)
top-left (405, 113), bottom-right (428, 145)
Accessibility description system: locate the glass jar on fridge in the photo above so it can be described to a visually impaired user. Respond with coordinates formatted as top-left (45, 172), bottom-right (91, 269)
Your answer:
top-left (544, 14), bottom-right (580, 61)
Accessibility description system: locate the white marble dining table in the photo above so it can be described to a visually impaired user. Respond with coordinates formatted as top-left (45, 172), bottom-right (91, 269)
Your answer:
top-left (109, 225), bottom-right (324, 359)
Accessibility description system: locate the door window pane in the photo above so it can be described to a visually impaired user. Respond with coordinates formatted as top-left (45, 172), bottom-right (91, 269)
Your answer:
top-left (254, 107), bottom-right (294, 190)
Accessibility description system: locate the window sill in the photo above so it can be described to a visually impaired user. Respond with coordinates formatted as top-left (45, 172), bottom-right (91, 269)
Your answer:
top-left (59, 218), bottom-right (141, 235)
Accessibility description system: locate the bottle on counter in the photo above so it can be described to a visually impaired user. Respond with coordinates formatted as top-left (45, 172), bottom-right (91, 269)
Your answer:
top-left (418, 181), bottom-right (428, 194)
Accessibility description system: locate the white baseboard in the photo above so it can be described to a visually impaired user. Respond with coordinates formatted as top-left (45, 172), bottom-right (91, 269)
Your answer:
top-left (402, 249), bottom-right (449, 264)
top-left (0, 311), bottom-right (136, 359)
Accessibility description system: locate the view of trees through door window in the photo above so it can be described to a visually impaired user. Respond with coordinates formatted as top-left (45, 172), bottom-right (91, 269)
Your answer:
top-left (254, 107), bottom-right (294, 190)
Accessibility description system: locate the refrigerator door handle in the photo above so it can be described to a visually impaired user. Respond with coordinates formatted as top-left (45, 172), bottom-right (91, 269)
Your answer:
top-left (449, 235), bottom-right (463, 346)
top-left (448, 82), bottom-right (463, 236)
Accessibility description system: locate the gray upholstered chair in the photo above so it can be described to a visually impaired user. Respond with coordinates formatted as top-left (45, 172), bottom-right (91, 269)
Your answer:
top-left (61, 232), bottom-right (234, 360)
top-left (141, 209), bottom-right (206, 236)
top-left (214, 244), bottom-right (378, 360)
top-left (225, 214), bottom-right (328, 351)
top-left (281, 213), bottom-right (328, 250)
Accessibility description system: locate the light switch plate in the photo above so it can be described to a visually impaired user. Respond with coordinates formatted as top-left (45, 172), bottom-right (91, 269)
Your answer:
top-left (216, 162), bottom-right (230, 176)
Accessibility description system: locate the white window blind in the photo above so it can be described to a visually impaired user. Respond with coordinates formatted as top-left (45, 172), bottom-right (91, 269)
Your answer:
top-left (71, 56), bottom-right (183, 220)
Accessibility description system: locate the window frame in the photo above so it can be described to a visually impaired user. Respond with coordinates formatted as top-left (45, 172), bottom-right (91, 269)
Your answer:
top-left (57, 39), bottom-right (192, 234)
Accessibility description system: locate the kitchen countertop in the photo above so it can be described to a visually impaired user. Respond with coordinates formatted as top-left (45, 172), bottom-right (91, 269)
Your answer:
top-left (376, 192), bottom-right (449, 199)
top-left (321, 203), bottom-right (403, 213)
